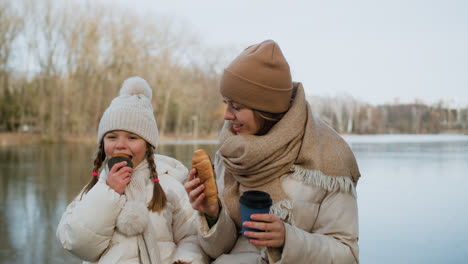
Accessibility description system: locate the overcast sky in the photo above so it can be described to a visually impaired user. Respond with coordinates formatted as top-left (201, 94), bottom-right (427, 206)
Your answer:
top-left (97, 0), bottom-right (467, 106)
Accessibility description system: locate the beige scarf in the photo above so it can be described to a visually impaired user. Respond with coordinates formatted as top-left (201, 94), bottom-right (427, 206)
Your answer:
top-left (220, 83), bottom-right (361, 228)
top-left (104, 159), bottom-right (161, 264)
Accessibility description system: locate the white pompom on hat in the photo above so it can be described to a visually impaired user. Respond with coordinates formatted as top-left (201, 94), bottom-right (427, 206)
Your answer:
top-left (119, 77), bottom-right (153, 99)
top-left (97, 76), bottom-right (158, 147)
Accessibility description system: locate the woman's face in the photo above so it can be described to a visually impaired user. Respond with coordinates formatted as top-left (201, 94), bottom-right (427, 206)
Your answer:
top-left (103, 130), bottom-right (147, 168)
top-left (223, 98), bottom-right (264, 135)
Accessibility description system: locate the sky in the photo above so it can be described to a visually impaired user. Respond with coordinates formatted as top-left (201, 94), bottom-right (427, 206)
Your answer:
top-left (96, 0), bottom-right (468, 106)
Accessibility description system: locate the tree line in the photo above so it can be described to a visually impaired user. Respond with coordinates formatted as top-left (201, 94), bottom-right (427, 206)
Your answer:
top-left (308, 96), bottom-right (467, 134)
top-left (1, 1), bottom-right (466, 143)
top-left (0, 0), bottom-right (234, 141)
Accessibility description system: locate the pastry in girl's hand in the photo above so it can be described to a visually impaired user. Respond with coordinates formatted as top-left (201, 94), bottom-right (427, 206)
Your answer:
top-left (191, 149), bottom-right (218, 205)
top-left (108, 153), bottom-right (134, 170)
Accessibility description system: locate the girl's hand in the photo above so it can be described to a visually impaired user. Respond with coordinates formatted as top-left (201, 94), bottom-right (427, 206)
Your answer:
top-left (184, 168), bottom-right (219, 218)
top-left (243, 214), bottom-right (286, 248)
top-left (106, 161), bottom-right (132, 194)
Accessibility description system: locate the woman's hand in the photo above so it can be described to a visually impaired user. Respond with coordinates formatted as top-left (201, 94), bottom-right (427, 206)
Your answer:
top-left (184, 168), bottom-right (219, 218)
top-left (106, 161), bottom-right (132, 194)
top-left (243, 214), bottom-right (286, 248)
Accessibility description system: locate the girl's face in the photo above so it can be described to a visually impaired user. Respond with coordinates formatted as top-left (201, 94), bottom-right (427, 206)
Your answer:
top-left (223, 97), bottom-right (264, 135)
top-left (103, 130), bottom-right (147, 168)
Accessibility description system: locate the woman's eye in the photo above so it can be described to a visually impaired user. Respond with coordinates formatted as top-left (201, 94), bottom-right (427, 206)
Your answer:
top-left (231, 105), bottom-right (241, 111)
top-left (106, 135), bottom-right (116, 139)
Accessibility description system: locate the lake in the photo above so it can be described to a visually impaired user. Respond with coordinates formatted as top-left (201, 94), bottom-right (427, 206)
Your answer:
top-left (0, 135), bottom-right (467, 263)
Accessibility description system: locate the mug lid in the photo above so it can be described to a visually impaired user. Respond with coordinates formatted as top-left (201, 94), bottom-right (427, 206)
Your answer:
top-left (239, 190), bottom-right (272, 208)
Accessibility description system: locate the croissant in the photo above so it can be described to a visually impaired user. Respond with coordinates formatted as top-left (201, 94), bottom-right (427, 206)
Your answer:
top-left (108, 153), bottom-right (134, 170)
top-left (191, 149), bottom-right (218, 205)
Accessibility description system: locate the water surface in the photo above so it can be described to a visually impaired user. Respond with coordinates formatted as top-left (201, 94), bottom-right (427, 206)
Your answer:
top-left (0, 135), bottom-right (467, 263)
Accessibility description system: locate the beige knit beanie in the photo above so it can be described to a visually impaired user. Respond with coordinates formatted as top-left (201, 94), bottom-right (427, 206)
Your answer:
top-left (97, 77), bottom-right (158, 147)
top-left (220, 39), bottom-right (293, 113)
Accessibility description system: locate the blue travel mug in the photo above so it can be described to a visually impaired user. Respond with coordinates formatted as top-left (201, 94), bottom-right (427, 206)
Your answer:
top-left (239, 190), bottom-right (272, 238)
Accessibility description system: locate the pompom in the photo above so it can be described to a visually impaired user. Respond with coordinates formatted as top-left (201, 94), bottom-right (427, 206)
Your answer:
top-left (120, 76), bottom-right (152, 99)
top-left (116, 200), bottom-right (149, 236)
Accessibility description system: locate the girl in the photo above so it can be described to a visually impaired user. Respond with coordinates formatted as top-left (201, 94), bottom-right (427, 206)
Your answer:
top-left (57, 77), bottom-right (208, 264)
top-left (185, 40), bottom-right (361, 263)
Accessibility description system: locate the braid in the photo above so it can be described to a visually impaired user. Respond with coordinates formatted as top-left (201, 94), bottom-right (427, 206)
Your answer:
top-left (147, 146), bottom-right (158, 182)
top-left (80, 141), bottom-right (106, 199)
top-left (146, 143), bottom-right (167, 212)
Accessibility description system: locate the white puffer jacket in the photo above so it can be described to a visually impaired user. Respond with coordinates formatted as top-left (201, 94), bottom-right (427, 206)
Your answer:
top-left (57, 154), bottom-right (209, 264)
top-left (197, 152), bottom-right (359, 264)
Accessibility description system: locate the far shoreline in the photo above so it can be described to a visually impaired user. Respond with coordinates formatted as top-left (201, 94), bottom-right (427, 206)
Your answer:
top-left (1, 131), bottom-right (467, 148)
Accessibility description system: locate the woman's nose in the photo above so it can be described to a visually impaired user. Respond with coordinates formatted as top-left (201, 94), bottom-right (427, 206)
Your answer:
top-left (223, 107), bottom-right (235, 120)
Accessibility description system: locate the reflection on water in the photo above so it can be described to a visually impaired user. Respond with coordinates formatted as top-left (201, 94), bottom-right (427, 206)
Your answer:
top-left (0, 143), bottom-right (218, 264)
top-left (0, 135), bottom-right (467, 263)
top-left (0, 143), bottom-right (93, 263)
top-left (353, 136), bottom-right (468, 264)
top-left (158, 142), bottom-right (219, 170)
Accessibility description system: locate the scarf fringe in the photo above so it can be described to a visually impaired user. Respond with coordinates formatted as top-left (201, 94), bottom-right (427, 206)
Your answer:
top-left (270, 200), bottom-right (293, 223)
top-left (291, 165), bottom-right (357, 197)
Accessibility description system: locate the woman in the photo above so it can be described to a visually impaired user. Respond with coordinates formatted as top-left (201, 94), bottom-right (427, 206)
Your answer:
top-left (185, 40), bottom-right (360, 263)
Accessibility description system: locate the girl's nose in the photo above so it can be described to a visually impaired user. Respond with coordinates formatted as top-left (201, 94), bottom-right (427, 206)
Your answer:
top-left (116, 139), bottom-right (127, 149)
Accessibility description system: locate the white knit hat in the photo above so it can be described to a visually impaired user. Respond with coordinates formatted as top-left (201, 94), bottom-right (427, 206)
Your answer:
top-left (97, 77), bottom-right (158, 147)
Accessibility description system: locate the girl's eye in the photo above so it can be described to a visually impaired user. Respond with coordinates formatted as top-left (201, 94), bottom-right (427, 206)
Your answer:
top-left (106, 135), bottom-right (116, 139)
top-left (128, 135), bottom-right (139, 140)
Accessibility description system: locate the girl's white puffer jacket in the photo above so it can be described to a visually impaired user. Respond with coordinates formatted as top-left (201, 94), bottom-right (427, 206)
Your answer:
top-left (57, 154), bottom-right (208, 264)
